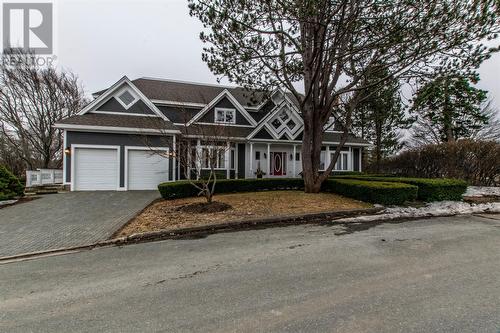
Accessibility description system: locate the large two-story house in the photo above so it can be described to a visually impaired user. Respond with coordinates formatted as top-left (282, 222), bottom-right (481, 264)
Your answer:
top-left (55, 76), bottom-right (369, 191)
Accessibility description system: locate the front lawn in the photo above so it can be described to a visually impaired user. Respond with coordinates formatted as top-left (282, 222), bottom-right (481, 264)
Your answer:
top-left (117, 191), bottom-right (371, 237)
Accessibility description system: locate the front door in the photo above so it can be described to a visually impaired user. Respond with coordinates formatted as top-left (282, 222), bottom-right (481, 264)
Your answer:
top-left (270, 152), bottom-right (287, 176)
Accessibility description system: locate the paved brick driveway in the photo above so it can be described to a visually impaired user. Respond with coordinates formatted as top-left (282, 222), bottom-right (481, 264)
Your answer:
top-left (0, 191), bottom-right (159, 258)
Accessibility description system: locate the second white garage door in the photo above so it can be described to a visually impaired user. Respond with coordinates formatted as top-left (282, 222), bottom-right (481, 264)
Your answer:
top-left (127, 149), bottom-right (169, 190)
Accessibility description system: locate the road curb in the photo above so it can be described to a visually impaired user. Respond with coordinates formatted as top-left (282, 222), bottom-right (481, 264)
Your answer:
top-left (0, 207), bottom-right (382, 263)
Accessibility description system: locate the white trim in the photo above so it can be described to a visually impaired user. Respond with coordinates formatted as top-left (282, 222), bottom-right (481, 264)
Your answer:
top-left (71, 144), bottom-right (121, 191)
top-left (249, 138), bottom-right (372, 147)
top-left (78, 76), bottom-right (172, 122)
top-left (266, 143), bottom-right (271, 176)
top-left (249, 143), bottom-right (254, 174)
top-left (89, 110), bottom-right (159, 118)
top-left (178, 122), bottom-right (254, 128)
top-left (62, 129), bottom-right (67, 184)
top-left (124, 146), bottom-right (170, 190)
top-left (187, 89), bottom-right (258, 127)
top-left (214, 107), bottom-right (236, 124)
top-left (247, 100), bottom-right (303, 140)
top-left (54, 123), bottom-right (180, 135)
top-left (182, 134), bottom-right (247, 142)
top-left (292, 145), bottom-right (297, 177)
top-left (172, 136), bottom-right (177, 182)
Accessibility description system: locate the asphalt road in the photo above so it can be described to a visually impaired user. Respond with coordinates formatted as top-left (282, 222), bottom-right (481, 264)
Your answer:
top-left (1, 214), bottom-right (500, 333)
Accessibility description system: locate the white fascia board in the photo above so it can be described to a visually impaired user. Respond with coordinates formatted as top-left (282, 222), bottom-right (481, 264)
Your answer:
top-left (187, 89), bottom-right (257, 127)
top-left (248, 138), bottom-right (371, 146)
top-left (54, 123), bottom-right (180, 135)
top-left (182, 134), bottom-right (247, 142)
top-left (89, 110), bottom-right (160, 117)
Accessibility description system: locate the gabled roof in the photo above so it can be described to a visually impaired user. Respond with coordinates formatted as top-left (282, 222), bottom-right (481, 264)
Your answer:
top-left (94, 77), bottom-right (268, 108)
top-left (187, 89), bottom-right (258, 126)
top-left (80, 76), bottom-right (171, 122)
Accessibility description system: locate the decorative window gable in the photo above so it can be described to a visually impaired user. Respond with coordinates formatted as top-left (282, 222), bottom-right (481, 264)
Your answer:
top-left (116, 88), bottom-right (139, 109)
top-left (264, 104), bottom-right (302, 139)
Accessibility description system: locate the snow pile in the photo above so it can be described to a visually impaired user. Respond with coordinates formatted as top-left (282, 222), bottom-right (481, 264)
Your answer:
top-left (0, 199), bottom-right (17, 207)
top-left (464, 186), bottom-right (500, 197)
top-left (334, 201), bottom-right (500, 224)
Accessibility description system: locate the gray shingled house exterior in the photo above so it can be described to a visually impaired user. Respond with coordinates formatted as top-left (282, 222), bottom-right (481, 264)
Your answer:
top-left (55, 76), bottom-right (369, 191)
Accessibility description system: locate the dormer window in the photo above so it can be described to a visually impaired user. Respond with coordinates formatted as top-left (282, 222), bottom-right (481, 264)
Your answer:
top-left (116, 88), bottom-right (138, 109)
top-left (215, 108), bottom-right (236, 124)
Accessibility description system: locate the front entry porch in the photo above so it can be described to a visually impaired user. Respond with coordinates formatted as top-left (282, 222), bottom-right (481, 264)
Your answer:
top-left (247, 142), bottom-right (302, 178)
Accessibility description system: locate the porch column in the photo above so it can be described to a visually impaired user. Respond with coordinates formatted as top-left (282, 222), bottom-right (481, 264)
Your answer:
top-left (235, 144), bottom-right (238, 179)
top-left (293, 145), bottom-right (297, 177)
top-left (267, 143), bottom-right (271, 177)
top-left (348, 147), bottom-right (352, 171)
top-left (249, 143), bottom-right (254, 177)
top-left (325, 145), bottom-right (330, 173)
top-left (226, 142), bottom-right (231, 179)
top-left (186, 141), bottom-right (191, 180)
top-left (196, 139), bottom-right (201, 180)
top-left (359, 148), bottom-right (362, 172)
top-left (172, 135), bottom-right (176, 181)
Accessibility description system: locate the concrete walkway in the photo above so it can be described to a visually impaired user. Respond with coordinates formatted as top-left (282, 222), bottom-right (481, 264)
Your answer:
top-left (0, 191), bottom-right (159, 258)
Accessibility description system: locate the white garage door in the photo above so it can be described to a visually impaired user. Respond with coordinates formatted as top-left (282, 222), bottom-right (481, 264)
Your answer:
top-left (127, 149), bottom-right (169, 190)
top-left (74, 148), bottom-right (119, 191)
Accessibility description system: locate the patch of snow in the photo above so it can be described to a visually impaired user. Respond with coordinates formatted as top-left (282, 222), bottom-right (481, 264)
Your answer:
top-left (334, 201), bottom-right (500, 224)
top-left (0, 199), bottom-right (17, 206)
top-left (464, 186), bottom-right (500, 197)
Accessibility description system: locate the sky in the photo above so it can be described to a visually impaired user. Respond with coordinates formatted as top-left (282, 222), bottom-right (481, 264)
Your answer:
top-left (57, 0), bottom-right (500, 109)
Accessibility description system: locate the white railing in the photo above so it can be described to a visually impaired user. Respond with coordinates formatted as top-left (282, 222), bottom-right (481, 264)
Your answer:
top-left (26, 169), bottom-right (63, 187)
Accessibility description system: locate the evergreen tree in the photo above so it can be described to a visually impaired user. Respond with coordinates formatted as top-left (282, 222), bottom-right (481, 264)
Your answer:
top-left (410, 74), bottom-right (488, 143)
top-left (353, 69), bottom-right (411, 172)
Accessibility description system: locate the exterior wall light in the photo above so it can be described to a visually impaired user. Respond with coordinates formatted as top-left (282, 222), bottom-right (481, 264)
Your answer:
top-left (64, 147), bottom-right (71, 155)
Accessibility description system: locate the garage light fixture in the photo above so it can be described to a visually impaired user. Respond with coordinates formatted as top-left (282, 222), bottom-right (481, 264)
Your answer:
top-left (64, 147), bottom-right (71, 155)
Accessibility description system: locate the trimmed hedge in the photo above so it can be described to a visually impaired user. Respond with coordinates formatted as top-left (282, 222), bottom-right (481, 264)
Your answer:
top-left (0, 165), bottom-right (24, 201)
top-left (158, 177), bottom-right (416, 205)
top-left (158, 178), bottom-right (304, 200)
top-left (332, 175), bottom-right (467, 201)
top-left (322, 178), bottom-right (418, 205)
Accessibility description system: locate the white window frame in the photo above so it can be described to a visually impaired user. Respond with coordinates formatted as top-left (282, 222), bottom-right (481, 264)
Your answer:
top-left (332, 151), bottom-right (350, 171)
top-left (214, 107), bottom-right (236, 124)
top-left (199, 145), bottom-right (233, 170)
top-left (116, 87), bottom-right (139, 110)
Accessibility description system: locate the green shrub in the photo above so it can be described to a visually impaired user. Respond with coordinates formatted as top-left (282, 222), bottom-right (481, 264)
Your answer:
top-left (323, 178), bottom-right (418, 205)
top-left (158, 178), bottom-right (304, 200)
top-left (331, 175), bottom-right (467, 201)
top-left (0, 165), bottom-right (24, 200)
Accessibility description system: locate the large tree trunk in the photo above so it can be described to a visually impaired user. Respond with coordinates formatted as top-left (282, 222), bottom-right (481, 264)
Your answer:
top-left (301, 101), bottom-right (325, 193)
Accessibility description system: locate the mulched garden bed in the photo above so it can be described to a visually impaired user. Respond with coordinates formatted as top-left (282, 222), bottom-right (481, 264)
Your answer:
top-left (117, 190), bottom-right (371, 237)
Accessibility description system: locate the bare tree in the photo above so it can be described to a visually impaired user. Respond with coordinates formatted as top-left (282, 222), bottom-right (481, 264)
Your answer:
top-left (141, 112), bottom-right (233, 204)
top-left (188, 0), bottom-right (500, 192)
top-left (0, 49), bottom-right (87, 171)
top-left (471, 101), bottom-right (500, 142)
